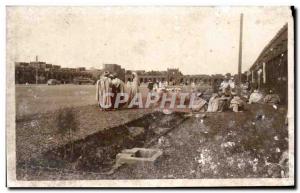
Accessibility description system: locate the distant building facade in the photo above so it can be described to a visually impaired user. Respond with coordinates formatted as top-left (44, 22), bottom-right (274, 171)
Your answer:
top-left (15, 60), bottom-right (225, 86)
top-left (15, 58), bottom-right (92, 84)
top-left (125, 68), bottom-right (224, 86)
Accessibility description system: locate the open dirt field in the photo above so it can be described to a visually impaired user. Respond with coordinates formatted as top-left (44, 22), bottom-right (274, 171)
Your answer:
top-left (15, 84), bottom-right (210, 118)
top-left (16, 84), bottom-right (97, 118)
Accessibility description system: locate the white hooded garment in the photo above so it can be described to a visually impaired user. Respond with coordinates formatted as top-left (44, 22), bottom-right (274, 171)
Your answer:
top-left (96, 76), bottom-right (112, 109)
top-left (128, 72), bottom-right (140, 103)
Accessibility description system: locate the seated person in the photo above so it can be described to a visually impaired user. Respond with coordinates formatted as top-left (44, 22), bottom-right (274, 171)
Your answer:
top-left (207, 93), bottom-right (219, 112)
top-left (217, 90), bottom-right (231, 112)
top-left (229, 92), bottom-right (245, 112)
top-left (263, 90), bottom-right (280, 104)
top-left (248, 89), bottom-right (264, 104)
top-left (191, 93), bottom-right (207, 112)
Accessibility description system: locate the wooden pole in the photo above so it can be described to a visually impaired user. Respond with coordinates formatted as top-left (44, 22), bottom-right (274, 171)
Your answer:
top-left (36, 68), bottom-right (38, 84)
top-left (35, 55), bottom-right (38, 84)
top-left (238, 13), bottom-right (243, 93)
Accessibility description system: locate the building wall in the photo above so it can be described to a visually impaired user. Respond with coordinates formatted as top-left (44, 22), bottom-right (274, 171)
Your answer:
top-left (125, 68), bottom-right (224, 87)
top-left (15, 61), bottom-right (226, 87)
top-left (248, 24), bottom-right (288, 104)
top-left (15, 62), bottom-right (92, 84)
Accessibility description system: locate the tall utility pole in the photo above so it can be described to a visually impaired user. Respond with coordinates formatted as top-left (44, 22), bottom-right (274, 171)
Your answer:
top-left (238, 13), bottom-right (243, 93)
top-left (35, 55), bottom-right (38, 84)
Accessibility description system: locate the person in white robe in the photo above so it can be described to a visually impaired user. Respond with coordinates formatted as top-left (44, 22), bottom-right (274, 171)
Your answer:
top-left (229, 92), bottom-right (245, 112)
top-left (220, 79), bottom-right (229, 92)
top-left (96, 71), bottom-right (112, 110)
top-left (191, 93), bottom-right (207, 112)
top-left (126, 78), bottom-right (132, 92)
top-left (158, 81), bottom-right (162, 88)
top-left (229, 77), bottom-right (235, 90)
top-left (248, 89), bottom-right (264, 104)
top-left (153, 81), bottom-right (159, 92)
top-left (191, 82), bottom-right (196, 92)
top-left (220, 78), bottom-right (231, 96)
top-left (128, 72), bottom-right (140, 105)
top-left (207, 93), bottom-right (219, 112)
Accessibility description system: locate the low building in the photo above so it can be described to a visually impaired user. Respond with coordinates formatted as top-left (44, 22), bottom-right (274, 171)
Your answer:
top-left (15, 60), bottom-right (226, 87)
top-left (125, 67), bottom-right (224, 86)
top-left (245, 23), bottom-right (288, 103)
top-left (15, 60), bottom-right (92, 84)
top-left (76, 67), bottom-right (86, 72)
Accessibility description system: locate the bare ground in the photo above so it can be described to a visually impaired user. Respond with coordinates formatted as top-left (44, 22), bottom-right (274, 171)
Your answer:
top-left (16, 103), bottom-right (289, 180)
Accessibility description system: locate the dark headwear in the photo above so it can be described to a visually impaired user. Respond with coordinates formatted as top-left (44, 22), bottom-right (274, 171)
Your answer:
top-left (103, 71), bottom-right (110, 77)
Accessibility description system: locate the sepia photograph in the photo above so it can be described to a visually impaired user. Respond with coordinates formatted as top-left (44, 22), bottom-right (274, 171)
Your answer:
top-left (6, 6), bottom-right (294, 187)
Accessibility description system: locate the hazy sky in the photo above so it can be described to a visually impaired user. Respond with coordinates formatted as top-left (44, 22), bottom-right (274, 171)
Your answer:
top-left (7, 7), bottom-right (291, 75)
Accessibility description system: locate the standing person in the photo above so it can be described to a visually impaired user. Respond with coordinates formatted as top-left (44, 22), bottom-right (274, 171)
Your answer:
top-left (147, 79), bottom-right (154, 92)
top-left (158, 81), bottom-right (162, 88)
top-left (110, 73), bottom-right (125, 109)
top-left (229, 77), bottom-right (235, 90)
top-left (153, 81), bottom-right (158, 92)
top-left (147, 79), bottom-right (154, 98)
top-left (220, 78), bottom-right (228, 91)
top-left (96, 71), bottom-right (112, 110)
top-left (126, 77), bottom-right (132, 91)
top-left (128, 72), bottom-right (140, 105)
top-left (191, 81), bottom-right (196, 92)
top-left (220, 77), bottom-right (230, 95)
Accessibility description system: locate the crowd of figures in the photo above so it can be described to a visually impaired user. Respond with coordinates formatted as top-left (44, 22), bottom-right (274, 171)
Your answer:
top-left (96, 71), bottom-right (140, 110)
top-left (181, 75), bottom-right (280, 113)
top-left (96, 71), bottom-right (281, 112)
top-left (203, 75), bottom-right (282, 113)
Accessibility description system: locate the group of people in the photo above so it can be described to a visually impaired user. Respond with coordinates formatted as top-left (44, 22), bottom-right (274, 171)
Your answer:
top-left (200, 77), bottom-right (281, 113)
top-left (96, 71), bottom-right (139, 110)
top-left (147, 80), bottom-right (169, 94)
top-left (96, 71), bottom-right (281, 112)
top-left (197, 77), bottom-right (244, 113)
top-left (249, 89), bottom-right (281, 105)
top-left (204, 89), bottom-right (244, 113)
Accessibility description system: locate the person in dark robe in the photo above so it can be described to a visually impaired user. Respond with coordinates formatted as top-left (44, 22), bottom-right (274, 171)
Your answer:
top-left (263, 90), bottom-right (280, 105)
top-left (110, 73), bottom-right (125, 109)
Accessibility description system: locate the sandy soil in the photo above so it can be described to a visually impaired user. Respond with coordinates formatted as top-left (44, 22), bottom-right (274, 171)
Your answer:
top-left (16, 84), bottom-right (97, 118)
top-left (16, 103), bottom-right (289, 180)
top-left (15, 84), bottom-right (289, 180)
top-left (16, 105), bottom-right (155, 164)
